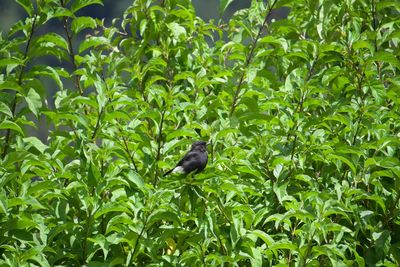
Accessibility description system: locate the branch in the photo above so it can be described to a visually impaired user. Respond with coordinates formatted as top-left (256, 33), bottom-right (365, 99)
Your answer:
top-left (300, 232), bottom-right (315, 267)
top-left (121, 135), bottom-right (139, 172)
top-left (60, 0), bottom-right (84, 96)
top-left (289, 59), bottom-right (317, 162)
top-left (229, 0), bottom-right (277, 117)
top-left (370, 0), bottom-right (378, 52)
top-left (153, 108), bottom-right (166, 186)
top-left (131, 206), bottom-right (155, 262)
top-left (91, 98), bottom-right (110, 140)
top-left (98, 72), bottom-right (140, 172)
top-left (2, 14), bottom-right (38, 159)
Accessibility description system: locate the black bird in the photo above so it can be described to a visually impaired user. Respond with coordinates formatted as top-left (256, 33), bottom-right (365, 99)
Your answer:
top-left (164, 141), bottom-right (208, 176)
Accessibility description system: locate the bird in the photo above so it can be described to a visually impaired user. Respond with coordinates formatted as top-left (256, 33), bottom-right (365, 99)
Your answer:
top-left (163, 141), bottom-right (208, 176)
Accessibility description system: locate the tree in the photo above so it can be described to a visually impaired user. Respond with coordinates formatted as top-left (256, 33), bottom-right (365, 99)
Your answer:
top-left (0, 0), bottom-right (399, 265)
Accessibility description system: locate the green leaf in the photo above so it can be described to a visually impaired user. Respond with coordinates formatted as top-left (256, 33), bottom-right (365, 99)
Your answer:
top-left (7, 196), bottom-right (45, 210)
top-left (249, 247), bottom-right (262, 266)
top-left (46, 6), bottom-right (74, 18)
top-left (31, 65), bottom-right (63, 90)
top-left (0, 120), bottom-right (24, 136)
top-left (273, 164), bottom-right (283, 179)
top-left (88, 162), bottom-right (100, 188)
top-left (219, 0), bottom-right (235, 17)
top-left (71, 16), bottom-right (97, 34)
top-left (79, 36), bottom-right (109, 53)
top-left (94, 202), bottom-right (131, 219)
top-left (377, 1), bottom-right (400, 11)
top-left (174, 71), bottom-right (195, 82)
top-left (0, 196), bottom-right (7, 214)
top-left (27, 181), bottom-right (58, 196)
top-left (148, 210), bottom-right (180, 227)
top-left (373, 230), bottom-right (391, 258)
top-left (268, 240), bottom-right (298, 251)
top-left (0, 58), bottom-right (23, 72)
top-left (23, 137), bottom-right (48, 154)
top-left (35, 33), bottom-right (69, 51)
top-left (125, 170), bottom-right (148, 194)
top-left (166, 129), bottom-right (198, 141)
top-left (71, 0), bottom-right (103, 13)
top-left (139, 19), bottom-right (147, 37)
top-left (248, 229), bottom-right (274, 246)
top-left (24, 88), bottom-right (42, 117)
top-left (144, 75), bottom-right (167, 90)
top-left (294, 174), bottom-right (314, 186)
top-left (0, 102), bottom-right (13, 118)
top-left (16, 0), bottom-right (34, 16)
top-left (328, 154), bottom-right (356, 174)
top-left (214, 128), bottom-right (238, 141)
top-left (167, 22), bottom-right (186, 40)
top-left (369, 52), bottom-right (400, 69)
top-left (0, 81), bottom-right (23, 92)
top-left (353, 40), bottom-right (374, 52)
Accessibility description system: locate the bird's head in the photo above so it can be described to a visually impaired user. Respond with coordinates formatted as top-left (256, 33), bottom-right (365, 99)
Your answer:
top-left (191, 140), bottom-right (208, 151)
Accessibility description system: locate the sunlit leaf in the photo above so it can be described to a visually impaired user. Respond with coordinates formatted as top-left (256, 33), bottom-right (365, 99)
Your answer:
top-left (16, 0), bottom-right (34, 16)
top-left (71, 16), bottom-right (97, 34)
top-left (219, 0), bottom-right (235, 17)
top-left (24, 90), bottom-right (41, 118)
top-left (71, 0), bottom-right (103, 13)
top-left (0, 120), bottom-right (24, 136)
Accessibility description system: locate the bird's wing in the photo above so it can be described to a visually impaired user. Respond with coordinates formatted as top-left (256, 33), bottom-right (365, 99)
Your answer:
top-left (164, 150), bottom-right (207, 176)
top-left (163, 152), bottom-right (197, 176)
top-left (176, 151), bottom-right (199, 166)
top-left (180, 151), bottom-right (208, 173)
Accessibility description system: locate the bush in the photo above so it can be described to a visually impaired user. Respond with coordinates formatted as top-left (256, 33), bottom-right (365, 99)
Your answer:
top-left (0, 0), bottom-right (399, 265)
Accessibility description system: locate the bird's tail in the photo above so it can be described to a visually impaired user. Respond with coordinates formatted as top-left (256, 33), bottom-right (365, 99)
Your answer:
top-left (163, 166), bottom-right (184, 176)
top-left (163, 169), bottom-right (174, 177)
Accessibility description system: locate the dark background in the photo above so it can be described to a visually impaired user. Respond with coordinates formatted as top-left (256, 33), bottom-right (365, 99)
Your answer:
top-left (0, 0), bottom-right (263, 141)
top-left (0, 0), bottom-right (254, 33)
top-left (0, 0), bottom-right (287, 142)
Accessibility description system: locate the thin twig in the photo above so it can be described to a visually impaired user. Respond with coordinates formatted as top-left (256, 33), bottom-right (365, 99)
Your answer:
top-left (300, 232), bottom-right (315, 267)
top-left (82, 208), bottom-right (93, 263)
top-left (289, 59), bottom-right (317, 162)
top-left (98, 71), bottom-right (140, 172)
top-left (121, 135), bottom-right (139, 172)
top-left (2, 14), bottom-right (38, 159)
top-left (153, 108), bottom-right (166, 186)
top-left (370, 0), bottom-right (378, 52)
top-left (61, 0), bottom-right (83, 96)
top-left (91, 97), bottom-right (111, 140)
top-left (229, 0), bottom-right (277, 117)
top-left (131, 206), bottom-right (155, 263)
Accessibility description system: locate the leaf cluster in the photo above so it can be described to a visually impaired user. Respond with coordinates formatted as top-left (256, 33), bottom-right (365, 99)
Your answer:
top-left (0, 0), bottom-right (399, 266)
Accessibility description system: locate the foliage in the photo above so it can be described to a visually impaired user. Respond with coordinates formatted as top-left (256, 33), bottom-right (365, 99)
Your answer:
top-left (0, 0), bottom-right (399, 265)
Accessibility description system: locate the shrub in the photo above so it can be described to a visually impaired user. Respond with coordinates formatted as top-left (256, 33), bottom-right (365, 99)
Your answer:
top-left (0, 0), bottom-right (399, 265)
